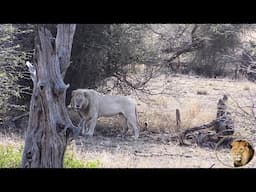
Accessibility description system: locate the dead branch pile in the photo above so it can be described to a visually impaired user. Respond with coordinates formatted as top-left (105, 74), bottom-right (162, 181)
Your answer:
top-left (177, 95), bottom-right (234, 149)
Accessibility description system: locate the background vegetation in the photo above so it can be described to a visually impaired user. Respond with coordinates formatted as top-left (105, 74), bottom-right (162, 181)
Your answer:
top-left (1, 24), bottom-right (256, 133)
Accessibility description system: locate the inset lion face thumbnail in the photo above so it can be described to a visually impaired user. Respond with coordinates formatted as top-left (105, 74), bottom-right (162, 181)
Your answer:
top-left (231, 140), bottom-right (254, 167)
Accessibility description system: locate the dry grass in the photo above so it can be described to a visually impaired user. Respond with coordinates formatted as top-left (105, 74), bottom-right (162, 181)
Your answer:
top-left (179, 99), bottom-right (215, 129)
top-left (0, 132), bottom-right (23, 147)
top-left (134, 76), bottom-right (256, 134)
top-left (137, 97), bottom-right (215, 133)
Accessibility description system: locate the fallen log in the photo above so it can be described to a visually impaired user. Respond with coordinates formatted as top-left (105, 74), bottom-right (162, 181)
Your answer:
top-left (182, 120), bottom-right (217, 136)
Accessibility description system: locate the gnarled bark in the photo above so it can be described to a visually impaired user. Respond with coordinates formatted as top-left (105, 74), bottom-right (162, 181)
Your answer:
top-left (22, 24), bottom-right (77, 168)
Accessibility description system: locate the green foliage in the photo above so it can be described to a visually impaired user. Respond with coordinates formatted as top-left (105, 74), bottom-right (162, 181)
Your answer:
top-left (64, 150), bottom-right (101, 168)
top-left (0, 144), bottom-right (101, 168)
top-left (191, 24), bottom-right (242, 77)
top-left (66, 24), bottom-right (158, 99)
top-left (0, 24), bottom-right (32, 121)
top-left (159, 24), bottom-right (255, 78)
top-left (0, 144), bottom-right (23, 168)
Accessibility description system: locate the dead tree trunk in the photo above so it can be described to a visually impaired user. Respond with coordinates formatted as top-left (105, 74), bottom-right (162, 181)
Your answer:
top-left (22, 24), bottom-right (77, 168)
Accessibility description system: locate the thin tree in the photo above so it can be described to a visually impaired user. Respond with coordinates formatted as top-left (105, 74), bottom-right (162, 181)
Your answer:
top-left (22, 24), bottom-right (77, 168)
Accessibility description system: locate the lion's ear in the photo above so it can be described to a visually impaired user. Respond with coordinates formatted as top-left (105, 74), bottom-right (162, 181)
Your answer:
top-left (244, 141), bottom-right (249, 147)
top-left (69, 97), bottom-right (74, 108)
top-left (231, 141), bottom-right (237, 147)
top-left (72, 90), bottom-right (79, 97)
top-left (83, 91), bottom-right (89, 98)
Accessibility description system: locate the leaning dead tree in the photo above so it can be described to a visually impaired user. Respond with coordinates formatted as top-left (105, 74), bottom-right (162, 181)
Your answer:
top-left (179, 95), bottom-right (234, 148)
top-left (22, 24), bottom-right (77, 168)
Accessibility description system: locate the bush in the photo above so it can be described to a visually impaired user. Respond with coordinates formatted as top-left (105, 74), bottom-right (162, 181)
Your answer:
top-left (0, 24), bottom-right (32, 122)
top-left (64, 151), bottom-right (101, 168)
top-left (190, 24), bottom-right (242, 78)
top-left (0, 144), bottom-right (23, 168)
top-left (0, 144), bottom-right (101, 168)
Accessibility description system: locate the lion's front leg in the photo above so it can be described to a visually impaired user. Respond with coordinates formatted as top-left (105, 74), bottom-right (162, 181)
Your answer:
top-left (78, 119), bottom-right (86, 136)
top-left (85, 115), bottom-right (98, 136)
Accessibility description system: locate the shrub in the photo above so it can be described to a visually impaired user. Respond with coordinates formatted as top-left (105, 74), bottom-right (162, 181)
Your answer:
top-left (64, 151), bottom-right (101, 168)
top-left (0, 144), bottom-right (23, 168)
top-left (0, 24), bottom-right (32, 122)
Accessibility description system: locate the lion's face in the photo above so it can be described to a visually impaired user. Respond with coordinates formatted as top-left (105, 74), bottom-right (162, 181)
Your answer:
top-left (71, 91), bottom-right (89, 112)
top-left (231, 140), bottom-right (254, 167)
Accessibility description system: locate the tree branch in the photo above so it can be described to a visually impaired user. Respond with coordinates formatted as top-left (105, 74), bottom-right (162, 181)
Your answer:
top-left (56, 24), bottom-right (76, 78)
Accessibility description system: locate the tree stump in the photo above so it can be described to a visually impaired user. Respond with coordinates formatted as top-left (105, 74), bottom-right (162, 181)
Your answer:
top-left (22, 25), bottom-right (78, 168)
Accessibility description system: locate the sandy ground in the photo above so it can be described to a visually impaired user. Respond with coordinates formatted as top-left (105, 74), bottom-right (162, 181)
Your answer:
top-left (68, 126), bottom-right (255, 168)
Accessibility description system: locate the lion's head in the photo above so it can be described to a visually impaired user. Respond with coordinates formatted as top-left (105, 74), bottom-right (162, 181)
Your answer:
top-left (231, 140), bottom-right (254, 167)
top-left (70, 90), bottom-right (89, 112)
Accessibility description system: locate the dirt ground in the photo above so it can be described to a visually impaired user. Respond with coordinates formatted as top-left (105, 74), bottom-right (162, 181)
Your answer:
top-left (68, 125), bottom-right (254, 168)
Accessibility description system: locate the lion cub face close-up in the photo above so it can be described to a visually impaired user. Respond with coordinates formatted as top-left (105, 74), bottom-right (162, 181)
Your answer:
top-left (231, 140), bottom-right (254, 167)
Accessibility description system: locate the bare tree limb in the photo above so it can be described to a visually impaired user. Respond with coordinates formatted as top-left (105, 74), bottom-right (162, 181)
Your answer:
top-left (56, 24), bottom-right (76, 78)
top-left (11, 112), bottom-right (29, 122)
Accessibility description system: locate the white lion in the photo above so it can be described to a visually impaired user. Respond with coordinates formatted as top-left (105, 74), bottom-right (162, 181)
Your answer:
top-left (69, 89), bottom-right (140, 139)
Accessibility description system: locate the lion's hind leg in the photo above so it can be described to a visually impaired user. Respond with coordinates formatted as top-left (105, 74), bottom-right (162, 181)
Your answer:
top-left (123, 108), bottom-right (140, 140)
top-left (126, 116), bottom-right (139, 139)
top-left (121, 115), bottom-right (129, 137)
